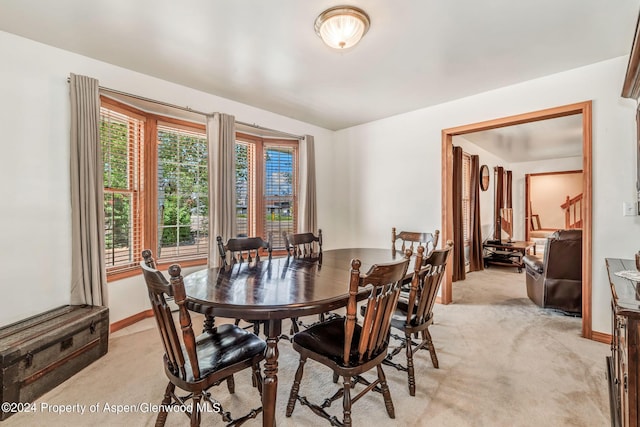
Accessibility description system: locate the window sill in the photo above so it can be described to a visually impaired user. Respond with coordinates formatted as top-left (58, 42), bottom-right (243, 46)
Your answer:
top-left (107, 257), bottom-right (208, 282)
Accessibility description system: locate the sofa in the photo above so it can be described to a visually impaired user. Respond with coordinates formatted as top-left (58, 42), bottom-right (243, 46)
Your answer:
top-left (522, 229), bottom-right (582, 316)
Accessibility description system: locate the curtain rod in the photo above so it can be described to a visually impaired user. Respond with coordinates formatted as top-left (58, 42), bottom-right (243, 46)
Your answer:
top-left (67, 78), bottom-right (305, 140)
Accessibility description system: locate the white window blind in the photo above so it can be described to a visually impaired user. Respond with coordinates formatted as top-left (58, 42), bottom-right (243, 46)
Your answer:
top-left (263, 144), bottom-right (296, 249)
top-left (100, 107), bottom-right (143, 270)
top-left (235, 135), bottom-right (298, 249)
top-left (156, 124), bottom-right (209, 261)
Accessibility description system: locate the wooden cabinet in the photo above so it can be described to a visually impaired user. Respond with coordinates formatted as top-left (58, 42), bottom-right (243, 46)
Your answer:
top-left (607, 258), bottom-right (640, 427)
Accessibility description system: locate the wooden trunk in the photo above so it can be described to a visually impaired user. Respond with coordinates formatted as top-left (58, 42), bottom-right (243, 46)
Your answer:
top-left (0, 305), bottom-right (109, 420)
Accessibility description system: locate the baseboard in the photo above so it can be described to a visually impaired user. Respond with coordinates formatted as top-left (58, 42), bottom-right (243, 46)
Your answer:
top-left (591, 330), bottom-right (611, 344)
top-left (109, 309), bottom-right (154, 334)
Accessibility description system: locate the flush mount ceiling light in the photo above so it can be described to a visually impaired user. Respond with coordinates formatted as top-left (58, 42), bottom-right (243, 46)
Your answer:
top-left (314, 6), bottom-right (370, 50)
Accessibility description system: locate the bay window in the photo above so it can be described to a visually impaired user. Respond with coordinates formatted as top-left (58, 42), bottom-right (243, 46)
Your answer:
top-left (100, 97), bottom-right (299, 279)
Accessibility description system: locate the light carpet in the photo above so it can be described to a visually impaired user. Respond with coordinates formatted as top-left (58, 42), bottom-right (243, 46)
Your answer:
top-left (3, 268), bottom-right (610, 426)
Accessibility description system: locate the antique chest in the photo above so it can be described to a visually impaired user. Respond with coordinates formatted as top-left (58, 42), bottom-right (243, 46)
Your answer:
top-left (0, 305), bottom-right (109, 420)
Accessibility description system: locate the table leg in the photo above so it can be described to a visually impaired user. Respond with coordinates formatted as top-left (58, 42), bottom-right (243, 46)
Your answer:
top-left (263, 319), bottom-right (281, 427)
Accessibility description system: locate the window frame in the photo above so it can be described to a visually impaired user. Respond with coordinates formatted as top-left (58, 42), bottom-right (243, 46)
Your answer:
top-left (236, 132), bottom-right (299, 253)
top-left (101, 96), bottom-right (209, 281)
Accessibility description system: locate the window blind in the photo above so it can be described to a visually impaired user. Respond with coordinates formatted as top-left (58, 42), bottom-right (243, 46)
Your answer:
top-left (156, 123), bottom-right (209, 261)
top-left (100, 107), bottom-right (143, 270)
top-left (263, 144), bottom-right (296, 249)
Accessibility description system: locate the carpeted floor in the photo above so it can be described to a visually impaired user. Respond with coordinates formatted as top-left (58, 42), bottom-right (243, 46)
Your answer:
top-left (3, 268), bottom-right (610, 426)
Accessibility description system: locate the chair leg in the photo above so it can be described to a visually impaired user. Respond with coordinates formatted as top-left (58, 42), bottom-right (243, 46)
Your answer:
top-left (342, 376), bottom-right (353, 427)
top-left (253, 362), bottom-right (263, 395)
top-left (377, 364), bottom-right (395, 419)
top-left (333, 372), bottom-right (339, 383)
top-left (190, 392), bottom-right (202, 427)
top-left (406, 332), bottom-right (416, 396)
top-left (226, 374), bottom-right (235, 394)
top-left (155, 381), bottom-right (175, 427)
top-left (424, 328), bottom-right (439, 369)
top-left (290, 317), bottom-right (299, 335)
top-left (286, 357), bottom-right (306, 417)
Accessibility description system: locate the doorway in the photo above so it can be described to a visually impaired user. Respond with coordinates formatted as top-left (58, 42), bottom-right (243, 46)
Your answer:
top-left (440, 101), bottom-right (593, 339)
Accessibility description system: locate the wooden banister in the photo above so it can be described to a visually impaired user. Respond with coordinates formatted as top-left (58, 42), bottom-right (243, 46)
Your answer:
top-left (561, 193), bottom-right (583, 229)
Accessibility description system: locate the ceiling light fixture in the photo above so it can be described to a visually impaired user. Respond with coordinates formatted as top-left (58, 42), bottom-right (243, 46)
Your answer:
top-left (314, 6), bottom-right (370, 50)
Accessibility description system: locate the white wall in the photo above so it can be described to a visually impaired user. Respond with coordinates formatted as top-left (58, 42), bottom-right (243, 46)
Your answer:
top-left (0, 31), bottom-right (335, 326)
top-left (333, 56), bottom-right (640, 335)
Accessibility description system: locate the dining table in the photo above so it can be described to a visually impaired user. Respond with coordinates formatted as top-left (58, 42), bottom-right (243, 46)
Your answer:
top-left (182, 247), bottom-right (412, 427)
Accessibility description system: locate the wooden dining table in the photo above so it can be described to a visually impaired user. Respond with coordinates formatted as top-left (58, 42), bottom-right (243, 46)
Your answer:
top-left (182, 247), bottom-right (410, 427)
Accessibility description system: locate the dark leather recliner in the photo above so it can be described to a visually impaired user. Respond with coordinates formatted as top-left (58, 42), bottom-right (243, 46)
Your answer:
top-left (522, 229), bottom-right (582, 316)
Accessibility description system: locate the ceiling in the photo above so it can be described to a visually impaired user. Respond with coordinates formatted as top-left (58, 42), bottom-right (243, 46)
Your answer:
top-left (459, 114), bottom-right (584, 162)
top-left (0, 1), bottom-right (638, 131)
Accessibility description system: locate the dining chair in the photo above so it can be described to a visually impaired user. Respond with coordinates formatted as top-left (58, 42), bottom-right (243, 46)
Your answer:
top-left (217, 234), bottom-right (272, 268)
top-left (282, 229), bottom-right (332, 333)
top-left (140, 250), bottom-right (265, 427)
top-left (285, 250), bottom-right (412, 427)
top-left (392, 227), bottom-right (440, 256)
top-left (284, 229), bottom-right (322, 259)
top-left (217, 234), bottom-right (273, 335)
top-left (385, 241), bottom-right (453, 396)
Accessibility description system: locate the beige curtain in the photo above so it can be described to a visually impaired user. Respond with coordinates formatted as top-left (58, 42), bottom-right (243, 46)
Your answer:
top-left (69, 73), bottom-right (107, 306)
top-left (297, 135), bottom-right (317, 234)
top-left (207, 113), bottom-right (237, 268)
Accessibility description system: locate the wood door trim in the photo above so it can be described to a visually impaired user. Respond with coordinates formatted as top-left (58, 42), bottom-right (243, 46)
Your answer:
top-left (440, 101), bottom-right (593, 339)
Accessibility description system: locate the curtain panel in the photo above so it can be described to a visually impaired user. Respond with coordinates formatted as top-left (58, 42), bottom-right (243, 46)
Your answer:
top-left (297, 135), bottom-right (318, 234)
top-left (207, 113), bottom-right (237, 268)
top-left (69, 73), bottom-right (107, 306)
top-left (505, 170), bottom-right (513, 208)
top-left (452, 146), bottom-right (465, 282)
top-left (468, 155), bottom-right (484, 272)
top-left (494, 166), bottom-right (504, 241)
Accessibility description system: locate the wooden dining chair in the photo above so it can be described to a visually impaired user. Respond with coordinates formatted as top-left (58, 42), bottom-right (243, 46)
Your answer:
top-left (385, 241), bottom-right (453, 396)
top-left (282, 229), bottom-right (331, 334)
top-left (140, 250), bottom-right (266, 427)
top-left (217, 234), bottom-right (272, 335)
top-left (284, 229), bottom-right (322, 259)
top-left (392, 227), bottom-right (440, 256)
top-left (285, 250), bottom-right (412, 427)
top-left (217, 234), bottom-right (272, 268)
